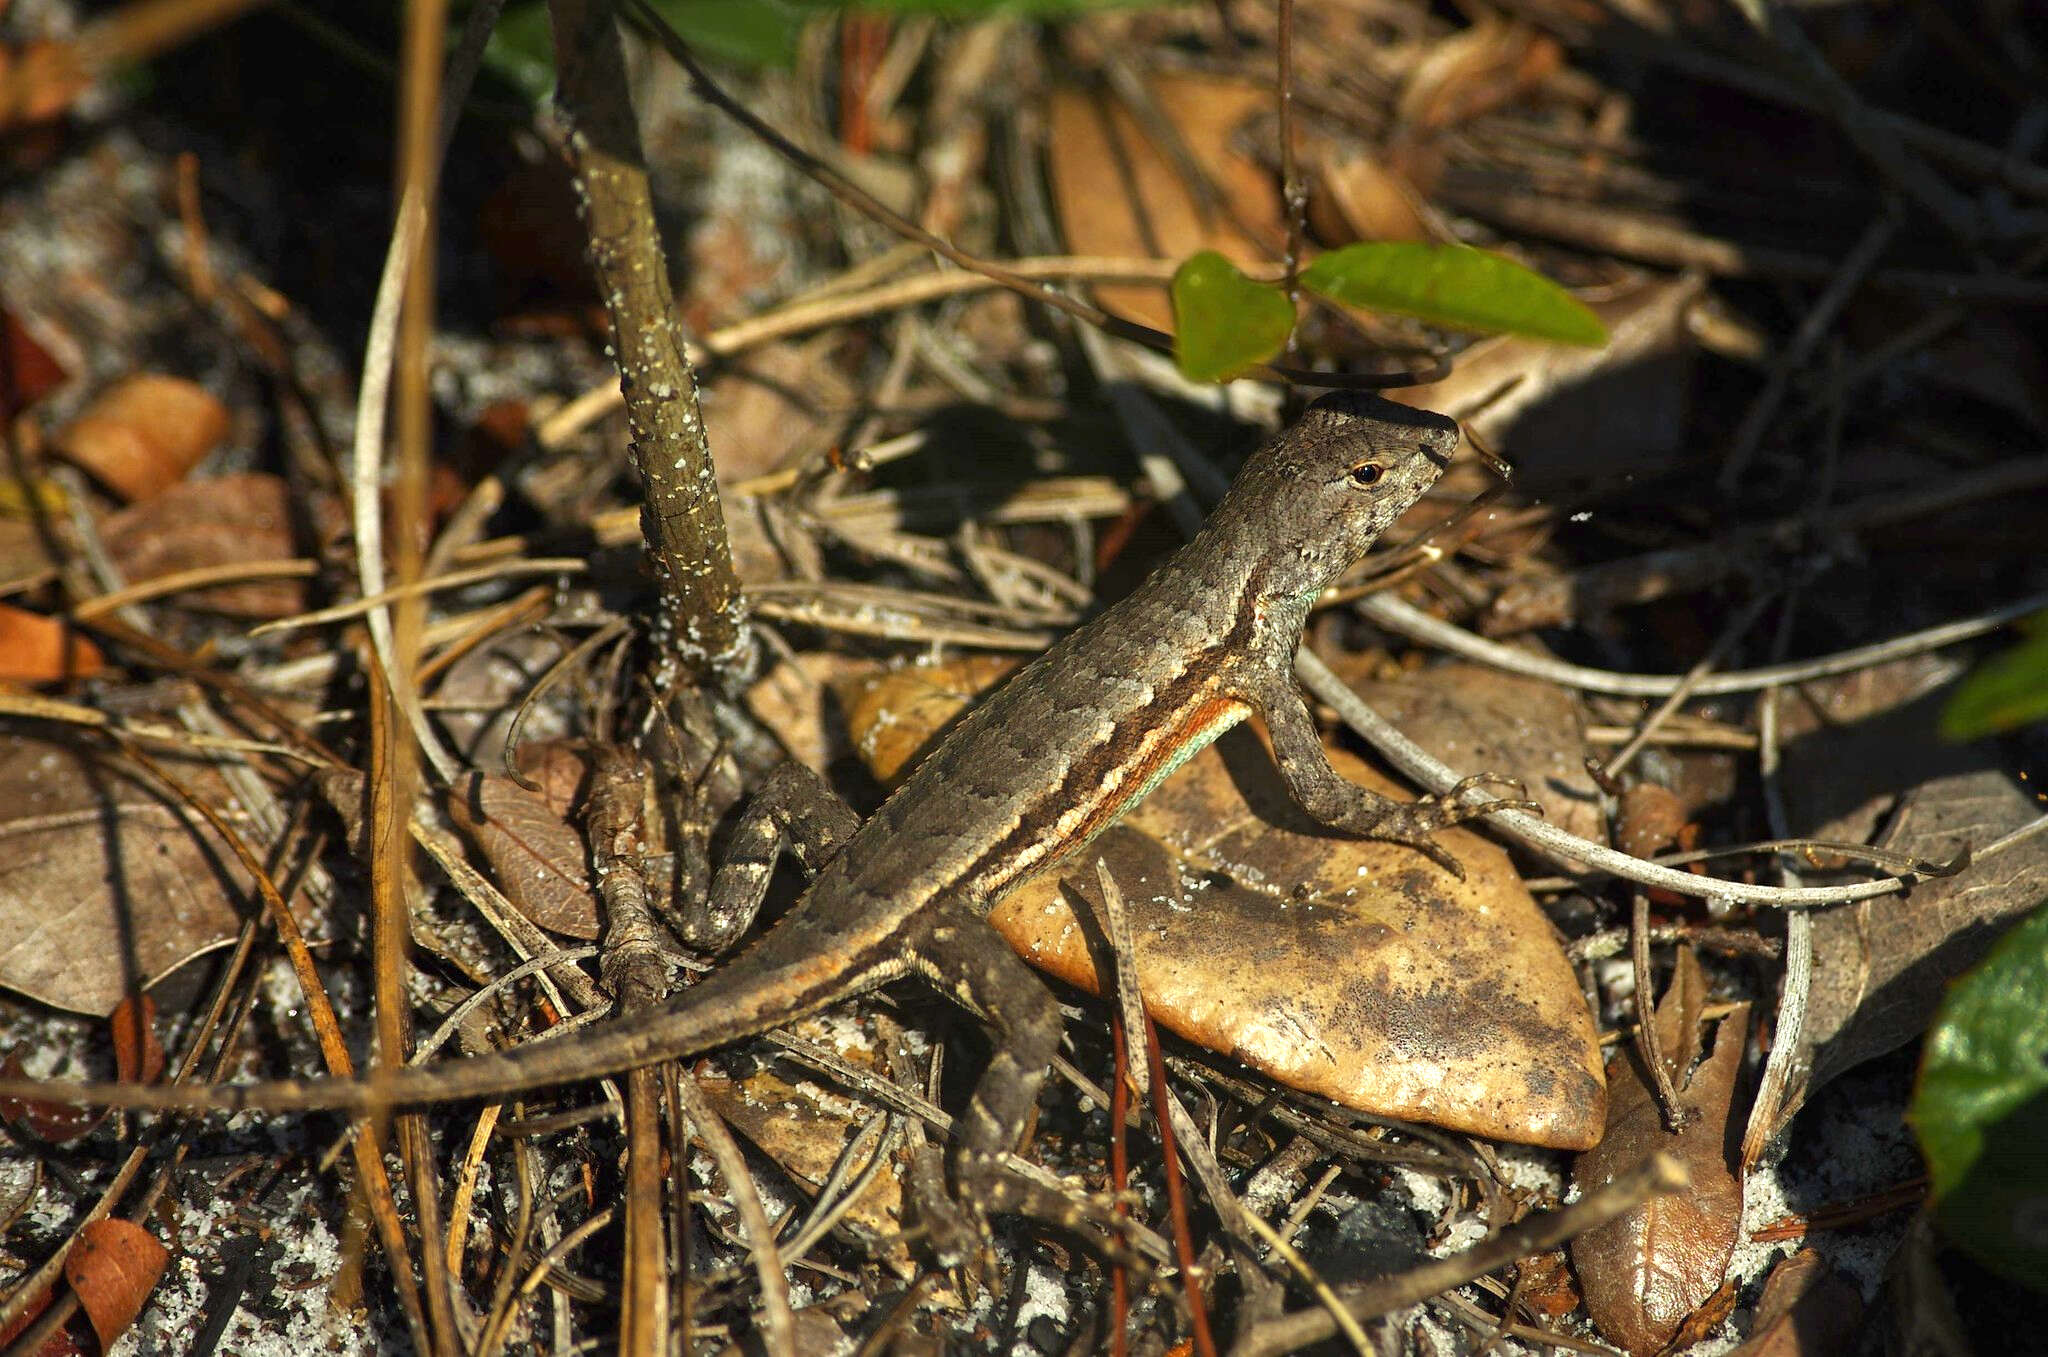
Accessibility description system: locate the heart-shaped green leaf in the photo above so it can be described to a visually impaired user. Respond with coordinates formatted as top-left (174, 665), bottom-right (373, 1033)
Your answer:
top-left (1301, 242), bottom-right (1608, 346)
top-left (1909, 899), bottom-right (2048, 1293)
top-left (1170, 251), bottom-right (1296, 383)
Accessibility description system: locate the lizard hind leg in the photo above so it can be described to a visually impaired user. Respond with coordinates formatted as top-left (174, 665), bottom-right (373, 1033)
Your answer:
top-left (907, 908), bottom-right (1149, 1274)
top-left (684, 760), bottom-right (863, 952)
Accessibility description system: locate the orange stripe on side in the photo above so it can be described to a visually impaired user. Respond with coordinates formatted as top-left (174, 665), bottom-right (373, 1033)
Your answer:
top-left (1065, 693), bottom-right (1250, 847)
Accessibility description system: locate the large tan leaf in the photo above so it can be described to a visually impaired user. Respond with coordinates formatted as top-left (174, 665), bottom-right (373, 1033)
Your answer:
top-left (0, 738), bottom-right (248, 1015)
top-left (842, 659), bottom-right (1606, 1149)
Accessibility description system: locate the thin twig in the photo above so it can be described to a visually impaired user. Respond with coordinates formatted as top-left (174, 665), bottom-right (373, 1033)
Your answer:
top-left (1358, 589), bottom-right (2048, 697)
top-left (1296, 648), bottom-right (1930, 909)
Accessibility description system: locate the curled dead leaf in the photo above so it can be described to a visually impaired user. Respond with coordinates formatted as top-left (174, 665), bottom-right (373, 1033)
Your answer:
top-left (62, 1218), bottom-right (168, 1348)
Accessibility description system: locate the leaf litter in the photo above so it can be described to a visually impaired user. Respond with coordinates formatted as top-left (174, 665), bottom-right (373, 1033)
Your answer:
top-left (0, 0), bottom-right (2043, 1352)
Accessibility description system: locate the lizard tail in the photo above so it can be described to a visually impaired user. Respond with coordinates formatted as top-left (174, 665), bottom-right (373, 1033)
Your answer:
top-left (0, 945), bottom-right (895, 1117)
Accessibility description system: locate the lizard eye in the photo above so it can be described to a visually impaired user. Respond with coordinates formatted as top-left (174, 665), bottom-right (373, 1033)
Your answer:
top-left (1348, 462), bottom-right (1384, 487)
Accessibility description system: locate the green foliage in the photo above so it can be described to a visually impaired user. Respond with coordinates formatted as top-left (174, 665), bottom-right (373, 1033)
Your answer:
top-left (1941, 617), bottom-right (2048, 739)
top-left (1299, 242), bottom-right (1608, 346)
top-left (1170, 252), bottom-right (1296, 382)
top-left (486, 0), bottom-right (1158, 86)
top-left (1909, 900), bottom-right (2048, 1293)
top-left (1163, 241), bottom-right (1606, 383)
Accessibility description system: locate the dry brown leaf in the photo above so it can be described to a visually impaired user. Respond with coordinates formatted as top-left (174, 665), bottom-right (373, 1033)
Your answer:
top-left (1572, 950), bottom-right (1749, 1355)
top-left (1774, 659), bottom-right (2048, 1112)
top-left (693, 1017), bottom-right (911, 1275)
top-left (0, 603), bottom-right (102, 683)
top-left (2, 308), bottom-right (70, 419)
top-left (0, 519), bottom-right (63, 589)
top-left (510, 738), bottom-right (594, 818)
top-left (0, 1281), bottom-right (83, 1357)
top-left (62, 1218), bottom-right (168, 1349)
top-left (1615, 781), bottom-right (1688, 861)
top-left (107, 993), bottom-right (161, 1085)
top-left (702, 340), bottom-right (851, 487)
top-left (0, 1052), bottom-right (105, 1143)
top-left (0, 737), bottom-right (247, 1014)
top-left (834, 655), bottom-right (1021, 786)
top-left (99, 471), bottom-right (329, 618)
top-left (1728, 1248), bottom-right (1865, 1356)
top-left (444, 772), bottom-right (600, 940)
top-left (1311, 150), bottom-right (1435, 244)
top-left (53, 373), bottom-right (230, 503)
top-left (841, 660), bottom-right (1605, 1148)
top-left (1046, 74), bottom-right (1284, 330)
top-left (744, 651), bottom-right (889, 777)
top-left (1393, 20), bottom-right (1564, 138)
top-left (1514, 1249), bottom-right (1583, 1321)
top-left (1343, 663), bottom-right (1606, 846)
top-left (0, 40), bottom-right (88, 132)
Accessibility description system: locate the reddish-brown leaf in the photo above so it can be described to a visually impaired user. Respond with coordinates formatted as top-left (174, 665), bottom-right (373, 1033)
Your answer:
top-left (0, 604), bottom-right (102, 683)
top-left (445, 772), bottom-right (600, 939)
top-left (0, 1052), bottom-right (105, 1144)
top-left (0, 1280), bottom-right (87, 1357)
top-left (108, 994), bottom-right (162, 1085)
top-left (52, 373), bottom-right (230, 503)
top-left (62, 1218), bottom-right (169, 1348)
top-left (100, 471), bottom-right (331, 618)
top-left (1, 309), bottom-right (69, 418)
top-left (1572, 950), bottom-right (1749, 1354)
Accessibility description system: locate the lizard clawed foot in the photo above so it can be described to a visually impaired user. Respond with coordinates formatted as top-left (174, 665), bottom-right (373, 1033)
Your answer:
top-left (1434, 770), bottom-right (1543, 820)
top-left (1374, 772), bottom-right (1543, 879)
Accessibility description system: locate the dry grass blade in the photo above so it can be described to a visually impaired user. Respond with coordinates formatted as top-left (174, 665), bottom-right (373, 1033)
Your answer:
top-left (116, 742), bottom-right (432, 1347)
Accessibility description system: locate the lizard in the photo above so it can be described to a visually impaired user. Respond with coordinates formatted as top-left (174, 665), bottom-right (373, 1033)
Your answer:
top-left (3, 391), bottom-right (1534, 1245)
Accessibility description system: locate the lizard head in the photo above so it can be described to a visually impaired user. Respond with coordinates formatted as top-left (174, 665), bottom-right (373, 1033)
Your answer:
top-left (1208, 390), bottom-right (1461, 615)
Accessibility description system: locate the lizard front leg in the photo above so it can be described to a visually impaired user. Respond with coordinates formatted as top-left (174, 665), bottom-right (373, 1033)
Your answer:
top-left (1255, 671), bottom-right (1537, 879)
top-left (683, 761), bottom-right (861, 951)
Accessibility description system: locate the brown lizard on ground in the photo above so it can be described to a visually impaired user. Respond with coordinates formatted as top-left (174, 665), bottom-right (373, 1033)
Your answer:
top-left (3, 391), bottom-right (1534, 1246)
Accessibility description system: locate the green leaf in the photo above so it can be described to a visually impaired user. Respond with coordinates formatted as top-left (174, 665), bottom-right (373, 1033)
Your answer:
top-left (1170, 252), bottom-right (1295, 383)
top-left (824, 0), bottom-right (1163, 12)
top-left (1941, 618), bottom-right (2048, 739)
top-left (645, 0), bottom-right (810, 68)
top-left (1300, 242), bottom-right (1608, 346)
top-left (483, 3), bottom-right (558, 99)
top-left (1909, 899), bottom-right (2048, 1293)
